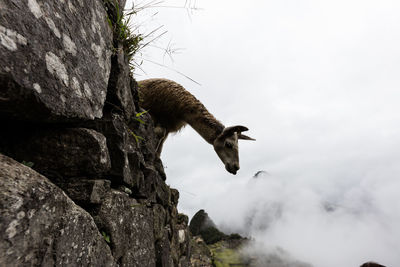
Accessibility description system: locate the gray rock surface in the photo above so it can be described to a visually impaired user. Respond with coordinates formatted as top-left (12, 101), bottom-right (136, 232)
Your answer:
top-left (93, 190), bottom-right (156, 267)
top-left (0, 0), bottom-right (112, 121)
top-left (0, 154), bottom-right (116, 266)
top-left (105, 44), bottom-right (136, 119)
top-left (0, 1), bottom-right (192, 266)
top-left (90, 112), bottom-right (168, 202)
top-left (189, 236), bottom-right (213, 267)
top-left (1, 127), bottom-right (111, 179)
top-left (96, 113), bottom-right (147, 188)
top-left (58, 179), bottom-right (112, 206)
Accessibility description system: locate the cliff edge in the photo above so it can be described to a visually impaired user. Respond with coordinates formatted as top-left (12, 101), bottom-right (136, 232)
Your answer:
top-left (0, 0), bottom-right (190, 266)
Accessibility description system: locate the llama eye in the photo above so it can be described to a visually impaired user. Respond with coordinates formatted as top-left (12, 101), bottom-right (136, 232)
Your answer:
top-left (225, 142), bottom-right (233, 149)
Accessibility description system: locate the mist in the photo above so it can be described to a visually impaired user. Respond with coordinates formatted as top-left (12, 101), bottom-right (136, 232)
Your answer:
top-left (129, 0), bottom-right (400, 266)
top-left (202, 171), bottom-right (400, 266)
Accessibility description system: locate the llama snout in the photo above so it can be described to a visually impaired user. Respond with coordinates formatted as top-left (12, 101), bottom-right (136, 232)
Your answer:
top-left (226, 162), bottom-right (240, 175)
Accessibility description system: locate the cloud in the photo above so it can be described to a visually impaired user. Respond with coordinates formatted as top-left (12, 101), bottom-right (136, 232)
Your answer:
top-left (200, 172), bottom-right (399, 267)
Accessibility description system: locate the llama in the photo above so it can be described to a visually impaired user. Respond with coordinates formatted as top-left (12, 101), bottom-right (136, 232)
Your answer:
top-left (137, 78), bottom-right (255, 175)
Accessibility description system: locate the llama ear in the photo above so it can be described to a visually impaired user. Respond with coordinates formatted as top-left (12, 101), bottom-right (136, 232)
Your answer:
top-left (238, 133), bottom-right (256, 141)
top-left (219, 125), bottom-right (249, 139)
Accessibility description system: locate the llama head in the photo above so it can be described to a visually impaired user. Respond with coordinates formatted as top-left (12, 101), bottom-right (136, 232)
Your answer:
top-left (213, 125), bottom-right (255, 175)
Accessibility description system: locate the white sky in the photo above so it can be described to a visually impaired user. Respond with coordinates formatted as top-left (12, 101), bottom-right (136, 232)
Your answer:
top-left (127, 1), bottom-right (400, 266)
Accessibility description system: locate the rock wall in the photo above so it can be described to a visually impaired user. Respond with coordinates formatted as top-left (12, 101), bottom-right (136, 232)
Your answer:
top-left (0, 1), bottom-right (190, 266)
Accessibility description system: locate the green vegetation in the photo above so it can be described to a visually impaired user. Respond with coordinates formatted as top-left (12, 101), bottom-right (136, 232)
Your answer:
top-left (128, 110), bottom-right (148, 143)
top-left (200, 226), bottom-right (226, 245)
top-left (104, 0), bottom-right (199, 81)
top-left (227, 233), bottom-right (243, 240)
top-left (209, 242), bottom-right (248, 267)
top-left (189, 209), bottom-right (245, 245)
top-left (104, 0), bottom-right (143, 62)
top-left (134, 110), bottom-right (148, 124)
top-left (21, 161), bottom-right (34, 168)
top-left (189, 209), bottom-right (209, 235)
top-left (129, 129), bottom-right (144, 144)
top-left (101, 231), bottom-right (111, 244)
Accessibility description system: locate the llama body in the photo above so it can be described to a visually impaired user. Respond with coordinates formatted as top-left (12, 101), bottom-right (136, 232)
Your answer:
top-left (138, 78), bottom-right (254, 174)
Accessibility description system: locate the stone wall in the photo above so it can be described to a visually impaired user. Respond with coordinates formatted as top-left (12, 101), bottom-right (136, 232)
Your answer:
top-left (0, 0), bottom-right (190, 266)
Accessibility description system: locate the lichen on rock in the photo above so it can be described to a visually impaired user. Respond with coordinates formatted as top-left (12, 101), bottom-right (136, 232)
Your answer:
top-left (0, 154), bottom-right (116, 267)
top-left (0, 0), bottom-right (113, 121)
top-left (0, 0), bottom-right (192, 266)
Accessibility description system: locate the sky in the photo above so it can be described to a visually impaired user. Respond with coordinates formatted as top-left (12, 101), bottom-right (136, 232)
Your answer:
top-left (127, 0), bottom-right (400, 266)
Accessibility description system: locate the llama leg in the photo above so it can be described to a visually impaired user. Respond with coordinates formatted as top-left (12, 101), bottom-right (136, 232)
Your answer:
top-left (155, 135), bottom-right (167, 157)
top-left (154, 124), bottom-right (167, 157)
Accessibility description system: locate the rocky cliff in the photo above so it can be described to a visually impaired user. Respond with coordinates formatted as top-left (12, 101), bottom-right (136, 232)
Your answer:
top-left (0, 0), bottom-right (190, 266)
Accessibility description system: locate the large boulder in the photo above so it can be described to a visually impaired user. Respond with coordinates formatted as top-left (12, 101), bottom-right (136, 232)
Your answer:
top-left (58, 179), bottom-right (112, 207)
top-left (92, 189), bottom-right (156, 267)
top-left (0, 127), bottom-right (111, 179)
top-left (0, 153), bottom-right (116, 266)
top-left (0, 0), bottom-right (113, 121)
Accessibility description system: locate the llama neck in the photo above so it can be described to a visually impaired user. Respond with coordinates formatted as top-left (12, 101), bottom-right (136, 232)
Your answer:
top-left (186, 112), bottom-right (225, 144)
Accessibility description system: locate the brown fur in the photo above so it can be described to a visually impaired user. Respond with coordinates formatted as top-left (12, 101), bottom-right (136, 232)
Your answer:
top-left (138, 78), bottom-right (224, 144)
top-left (137, 78), bottom-right (254, 174)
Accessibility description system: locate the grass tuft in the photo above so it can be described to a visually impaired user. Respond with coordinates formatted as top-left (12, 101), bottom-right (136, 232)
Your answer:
top-left (104, 0), bottom-right (144, 63)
